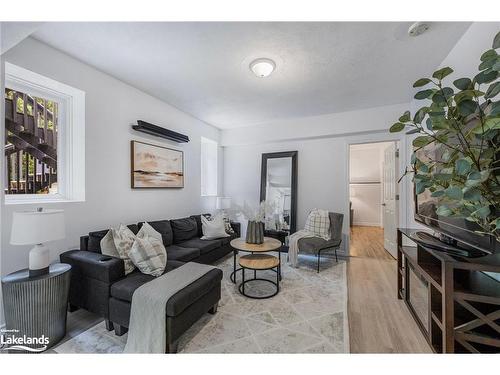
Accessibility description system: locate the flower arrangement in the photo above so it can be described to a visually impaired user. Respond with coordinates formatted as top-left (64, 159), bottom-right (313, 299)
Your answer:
top-left (231, 200), bottom-right (276, 244)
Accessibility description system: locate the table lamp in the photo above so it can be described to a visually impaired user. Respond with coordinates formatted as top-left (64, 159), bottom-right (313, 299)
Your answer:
top-left (10, 208), bottom-right (65, 277)
top-left (216, 197), bottom-right (231, 211)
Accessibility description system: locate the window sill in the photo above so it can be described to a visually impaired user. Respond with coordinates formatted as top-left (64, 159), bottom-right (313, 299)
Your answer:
top-left (5, 196), bottom-right (84, 205)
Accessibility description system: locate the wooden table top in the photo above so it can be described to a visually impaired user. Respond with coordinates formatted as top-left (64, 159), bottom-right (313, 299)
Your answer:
top-left (230, 237), bottom-right (282, 252)
top-left (239, 254), bottom-right (280, 270)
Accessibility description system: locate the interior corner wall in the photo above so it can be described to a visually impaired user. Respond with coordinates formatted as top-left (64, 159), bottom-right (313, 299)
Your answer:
top-left (0, 38), bottom-right (221, 300)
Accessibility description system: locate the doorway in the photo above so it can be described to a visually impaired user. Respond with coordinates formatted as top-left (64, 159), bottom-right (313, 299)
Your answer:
top-left (348, 141), bottom-right (399, 259)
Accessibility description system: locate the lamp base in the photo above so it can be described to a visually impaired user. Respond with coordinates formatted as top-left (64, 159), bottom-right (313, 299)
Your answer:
top-left (29, 244), bottom-right (50, 278)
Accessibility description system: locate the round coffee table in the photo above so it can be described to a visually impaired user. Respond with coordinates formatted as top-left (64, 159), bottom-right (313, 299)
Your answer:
top-left (238, 254), bottom-right (280, 299)
top-left (229, 237), bottom-right (282, 284)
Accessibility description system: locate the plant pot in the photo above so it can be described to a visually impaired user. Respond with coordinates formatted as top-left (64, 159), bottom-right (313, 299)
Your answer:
top-left (246, 221), bottom-right (264, 244)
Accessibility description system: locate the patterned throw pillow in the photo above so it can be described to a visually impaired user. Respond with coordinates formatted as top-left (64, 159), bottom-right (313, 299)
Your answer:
top-left (220, 212), bottom-right (235, 234)
top-left (111, 224), bottom-right (137, 275)
top-left (100, 230), bottom-right (120, 258)
top-left (304, 209), bottom-right (331, 240)
top-left (129, 234), bottom-right (167, 277)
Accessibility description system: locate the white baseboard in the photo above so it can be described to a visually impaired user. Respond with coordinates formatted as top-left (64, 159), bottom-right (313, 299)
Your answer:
top-left (353, 221), bottom-right (381, 227)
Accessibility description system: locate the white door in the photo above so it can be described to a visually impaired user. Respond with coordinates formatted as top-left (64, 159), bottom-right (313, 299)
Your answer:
top-left (382, 143), bottom-right (399, 258)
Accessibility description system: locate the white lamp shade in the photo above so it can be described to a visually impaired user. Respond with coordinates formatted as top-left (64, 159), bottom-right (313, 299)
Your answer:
top-left (10, 209), bottom-right (65, 245)
top-left (216, 197), bottom-right (232, 210)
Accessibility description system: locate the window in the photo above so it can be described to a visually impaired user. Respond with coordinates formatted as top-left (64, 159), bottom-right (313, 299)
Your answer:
top-left (4, 62), bottom-right (85, 204)
top-left (200, 136), bottom-right (218, 196)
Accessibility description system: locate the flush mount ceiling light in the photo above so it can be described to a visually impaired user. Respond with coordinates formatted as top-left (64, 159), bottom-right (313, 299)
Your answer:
top-left (408, 22), bottom-right (430, 37)
top-left (249, 58), bottom-right (276, 78)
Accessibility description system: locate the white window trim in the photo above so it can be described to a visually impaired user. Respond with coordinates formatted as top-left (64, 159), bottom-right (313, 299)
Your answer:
top-left (4, 62), bottom-right (85, 205)
top-left (200, 136), bottom-right (218, 197)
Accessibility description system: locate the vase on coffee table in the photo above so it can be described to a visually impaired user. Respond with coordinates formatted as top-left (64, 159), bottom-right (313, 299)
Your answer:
top-left (246, 221), bottom-right (264, 244)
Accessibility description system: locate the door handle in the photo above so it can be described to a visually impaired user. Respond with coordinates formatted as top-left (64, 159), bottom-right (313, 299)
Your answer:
top-left (381, 203), bottom-right (387, 206)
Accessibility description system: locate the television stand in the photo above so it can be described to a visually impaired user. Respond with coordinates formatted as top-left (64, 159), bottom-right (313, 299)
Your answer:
top-left (398, 228), bottom-right (500, 353)
top-left (409, 231), bottom-right (488, 258)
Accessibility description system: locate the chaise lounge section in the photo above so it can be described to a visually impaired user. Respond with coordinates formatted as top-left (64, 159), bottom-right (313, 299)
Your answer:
top-left (60, 214), bottom-right (240, 352)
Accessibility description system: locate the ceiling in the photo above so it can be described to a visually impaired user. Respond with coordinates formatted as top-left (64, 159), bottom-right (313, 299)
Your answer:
top-left (31, 22), bottom-right (471, 129)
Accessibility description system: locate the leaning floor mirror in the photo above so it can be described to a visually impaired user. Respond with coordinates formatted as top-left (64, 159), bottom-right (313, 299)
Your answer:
top-left (260, 151), bottom-right (298, 235)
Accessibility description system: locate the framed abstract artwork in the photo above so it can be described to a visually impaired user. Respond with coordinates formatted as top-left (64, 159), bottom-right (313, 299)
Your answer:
top-left (131, 140), bottom-right (184, 188)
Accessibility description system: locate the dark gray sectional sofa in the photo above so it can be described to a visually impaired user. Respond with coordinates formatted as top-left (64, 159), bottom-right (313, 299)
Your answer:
top-left (60, 214), bottom-right (240, 353)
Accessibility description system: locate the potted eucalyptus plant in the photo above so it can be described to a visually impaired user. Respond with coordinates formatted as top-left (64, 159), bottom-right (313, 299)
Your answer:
top-left (390, 30), bottom-right (500, 243)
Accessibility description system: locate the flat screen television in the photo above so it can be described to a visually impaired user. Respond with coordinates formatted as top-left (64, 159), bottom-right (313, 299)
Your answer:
top-left (413, 141), bottom-right (499, 255)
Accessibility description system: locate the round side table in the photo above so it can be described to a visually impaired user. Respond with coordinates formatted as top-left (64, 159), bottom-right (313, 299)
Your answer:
top-left (1, 263), bottom-right (71, 352)
top-left (229, 237), bottom-right (282, 284)
top-left (238, 254), bottom-right (280, 299)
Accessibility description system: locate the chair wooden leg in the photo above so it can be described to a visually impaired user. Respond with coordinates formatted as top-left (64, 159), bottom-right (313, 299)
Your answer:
top-left (105, 319), bottom-right (114, 331)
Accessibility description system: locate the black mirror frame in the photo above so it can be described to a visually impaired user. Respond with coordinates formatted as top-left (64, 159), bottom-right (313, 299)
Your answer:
top-left (260, 151), bottom-right (298, 234)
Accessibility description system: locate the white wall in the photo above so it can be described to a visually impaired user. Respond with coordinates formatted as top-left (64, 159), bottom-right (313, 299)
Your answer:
top-left (349, 143), bottom-right (393, 227)
top-left (0, 38), bottom-right (222, 317)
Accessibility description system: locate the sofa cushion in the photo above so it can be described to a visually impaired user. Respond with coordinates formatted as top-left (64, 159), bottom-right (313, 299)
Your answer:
top-left (87, 224), bottom-right (139, 253)
top-left (190, 214), bottom-right (211, 237)
top-left (166, 245), bottom-right (200, 262)
top-left (177, 238), bottom-right (222, 255)
top-left (110, 262), bottom-right (180, 302)
top-left (138, 220), bottom-right (173, 247)
top-left (110, 266), bottom-right (222, 317)
top-left (219, 233), bottom-right (238, 246)
top-left (171, 217), bottom-right (198, 243)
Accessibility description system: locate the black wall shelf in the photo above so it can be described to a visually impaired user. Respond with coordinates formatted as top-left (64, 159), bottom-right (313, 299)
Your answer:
top-left (132, 120), bottom-right (189, 143)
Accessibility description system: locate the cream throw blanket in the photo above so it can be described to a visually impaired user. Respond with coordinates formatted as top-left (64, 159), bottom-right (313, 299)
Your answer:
top-left (124, 262), bottom-right (216, 353)
top-left (288, 209), bottom-right (330, 267)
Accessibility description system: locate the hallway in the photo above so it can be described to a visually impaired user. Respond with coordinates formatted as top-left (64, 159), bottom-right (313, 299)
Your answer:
top-left (347, 226), bottom-right (431, 353)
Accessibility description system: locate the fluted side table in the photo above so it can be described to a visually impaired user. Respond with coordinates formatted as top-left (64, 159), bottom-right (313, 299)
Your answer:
top-left (1, 263), bottom-right (71, 352)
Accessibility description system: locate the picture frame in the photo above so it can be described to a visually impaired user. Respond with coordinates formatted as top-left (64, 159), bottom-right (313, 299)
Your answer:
top-left (131, 140), bottom-right (184, 188)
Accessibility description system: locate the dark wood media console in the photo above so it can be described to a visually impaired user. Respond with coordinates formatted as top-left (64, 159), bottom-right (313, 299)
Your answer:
top-left (397, 228), bottom-right (500, 353)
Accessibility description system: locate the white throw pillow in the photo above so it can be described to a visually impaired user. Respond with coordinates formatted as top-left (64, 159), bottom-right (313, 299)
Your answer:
top-left (100, 230), bottom-right (120, 258)
top-left (129, 234), bottom-right (167, 277)
top-left (201, 214), bottom-right (230, 240)
top-left (111, 224), bottom-right (137, 275)
top-left (137, 222), bottom-right (163, 242)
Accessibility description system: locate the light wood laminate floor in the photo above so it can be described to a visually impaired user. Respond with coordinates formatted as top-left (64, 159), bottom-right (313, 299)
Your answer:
top-left (347, 226), bottom-right (431, 353)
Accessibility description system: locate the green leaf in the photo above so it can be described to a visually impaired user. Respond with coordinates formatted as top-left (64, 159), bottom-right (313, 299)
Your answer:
top-left (455, 158), bottom-right (472, 175)
top-left (413, 107), bottom-right (429, 123)
top-left (453, 78), bottom-right (472, 90)
top-left (481, 49), bottom-right (497, 61)
top-left (431, 190), bottom-right (445, 198)
top-left (415, 181), bottom-right (426, 194)
top-left (493, 61), bottom-right (500, 72)
top-left (436, 205), bottom-right (453, 217)
top-left (432, 93), bottom-right (446, 105)
top-left (413, 78), bottom-right (432, 88)
top-left (399, 111), bottom-right (411, 122)
top-left (412, 136), bottom-right (432, 148)
top-left (432, 67), bottom-right (453, 80)
top-left (390, 122), bottom-right (405, 133)
top-left (414, 89), bottom-right (434, 100)
top-left (434, 173), bottom-right (453, 181)
top-left (441, 87), bottom-right (454, 99)
top-left (445, 186), bottom-right (463, 200)
top-left (474, 70), bottom-right (498, 84)
top-left (479, 58), bottom-right (497, 70)
top-left (463, 188), bottom-right (481, 202)
top-left (458, 99), bottom-right (477, 116)
top-left (472, 206), bottom-right (491, 219)
top-left (485, 81), bottom-right (500, 99)
top-left (489, 102), bottom-right (500, 116)
top-left (406, 128), bottom-right (420, 135)
top-left (493, 31), bottom-right (500, 49)
top-left (484, 117), bottom-right (500, 131)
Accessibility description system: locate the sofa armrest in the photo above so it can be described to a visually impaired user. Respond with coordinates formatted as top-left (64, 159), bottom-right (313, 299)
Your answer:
top-left (230, 221), bottom-right (241, 237)
top-left (60, 249), bottom-right (125, 283)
